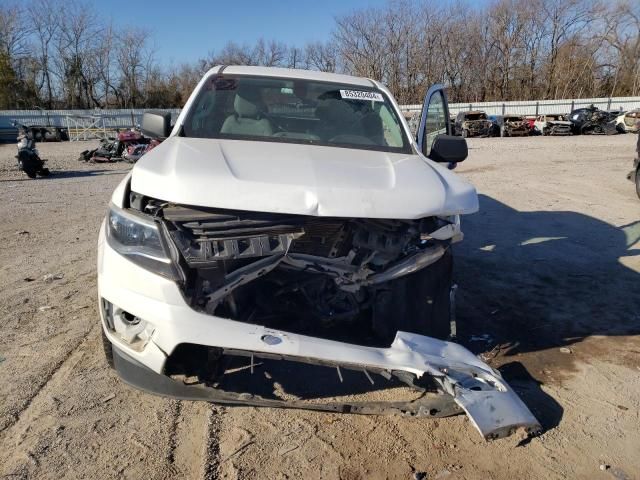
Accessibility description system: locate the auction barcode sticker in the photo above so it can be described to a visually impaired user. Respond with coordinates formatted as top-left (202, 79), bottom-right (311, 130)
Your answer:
top-left (340, 90), bottom-right (384, 102)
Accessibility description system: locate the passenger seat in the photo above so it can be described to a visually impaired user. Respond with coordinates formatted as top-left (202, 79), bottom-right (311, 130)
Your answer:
top-left (220, 90), bottom-right (273, 137)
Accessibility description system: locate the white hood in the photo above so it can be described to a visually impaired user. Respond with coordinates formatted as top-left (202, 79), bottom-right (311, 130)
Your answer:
top-left (131, 137), bottom-right (478, 219)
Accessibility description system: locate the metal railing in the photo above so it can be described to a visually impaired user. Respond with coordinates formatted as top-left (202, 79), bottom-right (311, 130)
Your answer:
top-left (0, 108), bottom-right (182, 140)
top-left (400, 96), bottom-right (640, 116)
top-left (0, 96), bottom-right (638, 136)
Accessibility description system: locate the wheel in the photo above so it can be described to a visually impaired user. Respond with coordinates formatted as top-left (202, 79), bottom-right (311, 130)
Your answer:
top-left (101, 329), bottom-right (115, 369)
top-left (542, 127), bottom-right (548, 136)
top-left (462, 129), bottom-right (469, 138)
top-left (38, 167), bottom-right (51, 177)
top-left (635, 167), bottom-right (640, 200)
top-left (18, 151), bottom-right (39, 178)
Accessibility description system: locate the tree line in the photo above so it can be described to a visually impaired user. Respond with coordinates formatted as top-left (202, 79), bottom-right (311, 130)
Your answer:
top-left (1, 0), bottom-right (638, 110)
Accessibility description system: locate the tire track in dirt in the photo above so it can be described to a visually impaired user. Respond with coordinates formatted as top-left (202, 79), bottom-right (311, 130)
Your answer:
top-left (0, 323), bottom-right (101, 476)
top-left (164, 400), bottom-right (222, 478)
top-left (202, 406), bottom-right (223, 479)
top-left (0, 321), bottom-right (95, 434)
top-left (166, 400), bottom-right (182, 466)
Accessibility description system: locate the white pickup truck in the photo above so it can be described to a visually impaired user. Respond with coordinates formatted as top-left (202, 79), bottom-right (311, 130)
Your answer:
top-left (97, 66), bottom-right (539, 440)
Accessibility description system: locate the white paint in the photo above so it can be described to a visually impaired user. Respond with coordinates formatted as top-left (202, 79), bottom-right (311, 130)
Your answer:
top-left (132, 137), bottom-right (478, 218)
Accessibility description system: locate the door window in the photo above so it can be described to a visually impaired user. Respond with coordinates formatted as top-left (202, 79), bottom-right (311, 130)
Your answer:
top-left (421, 91), bottom-right (448, 157)
top-left (416, 84), bottom-right (452, 160)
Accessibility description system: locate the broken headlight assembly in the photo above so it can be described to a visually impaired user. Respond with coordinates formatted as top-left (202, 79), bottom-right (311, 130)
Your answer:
top-left (106, 203), bottom-right (179, 280)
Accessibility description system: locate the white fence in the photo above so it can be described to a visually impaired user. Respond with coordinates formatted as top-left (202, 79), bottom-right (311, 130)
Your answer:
top-left (0, 108), bottom-right (181, 130)
top-left (1, 96), bottom-right (639, 133)
top-left (400, 96), bottom-right (640, 116)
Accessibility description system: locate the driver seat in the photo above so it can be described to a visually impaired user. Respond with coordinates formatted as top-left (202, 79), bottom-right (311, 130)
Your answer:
top-left (220, 90), bottom-right (273, 137)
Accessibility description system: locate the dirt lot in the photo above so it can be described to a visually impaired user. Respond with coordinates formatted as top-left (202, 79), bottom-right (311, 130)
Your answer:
top-left (0, 134), bottom-right (638, 480)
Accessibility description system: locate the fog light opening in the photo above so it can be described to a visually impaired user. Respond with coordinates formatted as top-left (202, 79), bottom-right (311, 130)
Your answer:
top-left (121, 310), bottom-right (140, 326)
top-left (102, 302), bottom-right (155, 352)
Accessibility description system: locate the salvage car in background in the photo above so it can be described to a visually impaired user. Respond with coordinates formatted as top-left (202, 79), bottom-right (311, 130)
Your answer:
top-left (615, 109), bottom-right (640, 133)
top-left (0, 115), bottom-right (68, 143)
top-left (568, 106), bottom-right (617, 135)
top-left (0, 117), bottom-right (18, 142)
top-left (524, 116), bottom-right (536, 131)
top-left (489, 114), bottom-right (530, 137)
top-left (97, 66), bottom-right (540, 440)
top-left (534, 114), bottom-right (572, 136)
top-left (454, 110), bottom-right (492, 138)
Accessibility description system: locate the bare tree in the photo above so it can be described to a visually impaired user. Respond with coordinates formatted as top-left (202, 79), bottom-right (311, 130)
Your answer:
top-left (27, 0), bottom-right (60, 107)
top-left (304, 41), bottom-right (337, 72)
top-left (115, 29), bottom-right (153, 107)
top-left (1, 0), bottom-right (639, 109)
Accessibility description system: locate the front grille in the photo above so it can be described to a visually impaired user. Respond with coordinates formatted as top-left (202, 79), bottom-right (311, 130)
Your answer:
top-left (289, 218), bottom-right (347, 257)
top-left (164, 205), bottom-right (349, 264)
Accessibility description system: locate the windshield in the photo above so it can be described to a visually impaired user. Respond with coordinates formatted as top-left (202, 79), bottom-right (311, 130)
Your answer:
top-left (183, 75), bottom-right (411, 153)
top-left (465, 113), bottom-right (488, 121)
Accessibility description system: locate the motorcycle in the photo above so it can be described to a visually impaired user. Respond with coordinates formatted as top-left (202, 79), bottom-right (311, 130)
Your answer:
top-left (78, 128), bottom-right (149, 163)
top-left (122, 137), bottom-right (162, 163)
top-left (13, 121), bottom-right (50, 178)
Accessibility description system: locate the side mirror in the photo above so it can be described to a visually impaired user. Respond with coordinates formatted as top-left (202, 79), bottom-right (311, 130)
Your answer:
top-left (141, 111), bottom-right (171, 139)
top-left (428, 134), bottom-right (468, 163)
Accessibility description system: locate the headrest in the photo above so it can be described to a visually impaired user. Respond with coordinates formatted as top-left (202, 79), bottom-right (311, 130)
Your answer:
top-left (315, 98), bottom-right (355, 123)
top-left (234, 90), bottom-right (260, 118)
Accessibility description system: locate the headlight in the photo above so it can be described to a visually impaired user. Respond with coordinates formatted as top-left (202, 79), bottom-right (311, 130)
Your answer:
top-left (106, 203), bottom-right (178, 279)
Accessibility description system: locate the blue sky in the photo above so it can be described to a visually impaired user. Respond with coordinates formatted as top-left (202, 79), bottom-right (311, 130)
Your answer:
top-left (91, 0), bottom-right (390, 66)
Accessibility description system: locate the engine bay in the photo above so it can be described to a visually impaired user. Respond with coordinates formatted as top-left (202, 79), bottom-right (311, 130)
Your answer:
top-left (130, 193), bottom-right (461, 345)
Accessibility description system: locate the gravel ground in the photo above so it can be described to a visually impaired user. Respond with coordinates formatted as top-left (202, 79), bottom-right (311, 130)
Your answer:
top-left (0, 134), bottom-right (638, 480)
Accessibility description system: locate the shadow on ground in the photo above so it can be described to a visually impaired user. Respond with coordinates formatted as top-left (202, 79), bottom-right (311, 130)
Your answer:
top-left (182, 194), bottom-right (638, 429)
top-left (0, 168), bottom-right (129, 182)
top-left (455, 194), bottom-right (640, 357)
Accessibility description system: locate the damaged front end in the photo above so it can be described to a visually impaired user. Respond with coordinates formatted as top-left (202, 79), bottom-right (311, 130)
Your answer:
top-left (543, 121), bottom-right (572, 136)
top-left (145, 197), bottom-right (461, 343)
top-left (102, 193), bottom-right (540, 440)
top-left (462, 120), bottom-right (493, 138)
top-left (503, 117), bottom-right (530, 137)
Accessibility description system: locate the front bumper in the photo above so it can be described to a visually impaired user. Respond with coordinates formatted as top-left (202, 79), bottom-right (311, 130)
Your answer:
top-left (98, 222), bottom-right (540, 440)
top-left (463, 122), bottom-right (492, 137)
top-left (504, 127), bottom-right (530, 136)
top-left (546, 125), bottom-right (572, 135)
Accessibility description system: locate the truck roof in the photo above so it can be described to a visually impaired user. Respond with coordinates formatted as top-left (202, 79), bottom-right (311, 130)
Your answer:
top-left (206, 65), bottom-right (375, 88)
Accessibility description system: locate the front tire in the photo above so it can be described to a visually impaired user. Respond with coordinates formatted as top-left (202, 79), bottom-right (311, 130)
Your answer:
top-left (635, 167), bottom-right (640, 200)
top-left (101, 329), bottom-right (114, 369)
top-left (18, 151), bottom-right (39, 178)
